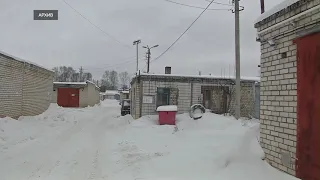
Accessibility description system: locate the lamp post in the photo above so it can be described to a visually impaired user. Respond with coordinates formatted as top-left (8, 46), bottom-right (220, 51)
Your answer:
top-left (133, 39), bottom-right (141, 72)
top-left (142, 44), bottom-right (159, 73)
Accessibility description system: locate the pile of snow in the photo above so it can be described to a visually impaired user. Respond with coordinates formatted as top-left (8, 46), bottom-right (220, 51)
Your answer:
top-left (0, 100), bottom-right (299, 180)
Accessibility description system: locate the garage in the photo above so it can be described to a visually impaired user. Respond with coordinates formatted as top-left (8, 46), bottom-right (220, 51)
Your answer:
top-left (52, 81), bottom-right (100, 108)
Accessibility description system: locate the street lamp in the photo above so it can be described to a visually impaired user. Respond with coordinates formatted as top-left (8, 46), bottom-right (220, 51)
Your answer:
top-left (143, 44), bottom-right (159, 73)
top-left (133, 39), bottom-right (141, 72)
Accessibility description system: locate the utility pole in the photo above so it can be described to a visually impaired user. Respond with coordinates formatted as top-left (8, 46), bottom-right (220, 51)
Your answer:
top-left (133, 39), bottom-right (141, 72)
top-left (234, 0), bottom-right (241, 119)
top-left (142, 44), bottom-right (159, 73)
top-left (146, 48), bottom-right (151, 73)
top-left (79, 66), bottom-right (83, 82)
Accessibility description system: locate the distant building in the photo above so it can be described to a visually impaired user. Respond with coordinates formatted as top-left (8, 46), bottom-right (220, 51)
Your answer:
top-left (52, 81), bottom-right (100, 107)
top-left (120, 90), bottom-right (130, 101)
top-left (255, 0), bottom-right (320, 178)
top-left (0, 51), bottom-right (54, 119)
top-left (103, 90), bottom-right (120, 100)
top-left (130, 67), bottom-right (260, 119)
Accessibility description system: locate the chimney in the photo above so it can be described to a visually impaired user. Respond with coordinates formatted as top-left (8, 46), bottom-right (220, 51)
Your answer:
top-left (165, 66), bottom-right (171, 74)
top-left (260, 0), bottom-right (265, 14)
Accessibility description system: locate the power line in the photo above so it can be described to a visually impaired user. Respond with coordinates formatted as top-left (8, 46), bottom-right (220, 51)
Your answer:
top-left (83, 53), bottom-right (145, 68)
top-left (205, 0), bottom-right (234, 6)
top-left (151, 0), bottom-right (215, 63)
top-left (163, 0), bottom-right (232, 10)
top-left (61, 0), bottom-right (132, 49)
top-left (85, 58), bottom-right (146, 71)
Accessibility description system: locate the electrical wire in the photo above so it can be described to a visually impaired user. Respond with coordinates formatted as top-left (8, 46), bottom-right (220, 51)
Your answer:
top-left (85, 57), bottom-right (146, 71)
top-left (61, 0), bottom-right (132, 49)
top-left (83, 53), bottom-right (145, 68)
top-left (163, 0), bottom-right (232, 10)
top-left (204, 0), bottom-right (234, 7)
top-left (151, 0), bottom-right (215, 63)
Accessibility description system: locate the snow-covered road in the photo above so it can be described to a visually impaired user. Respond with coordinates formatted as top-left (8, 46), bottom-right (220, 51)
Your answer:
top-left (0, 100), bottom-right (298, 180)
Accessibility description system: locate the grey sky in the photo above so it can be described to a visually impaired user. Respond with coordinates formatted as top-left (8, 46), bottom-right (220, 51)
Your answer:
top-left (0, 0), bottom-right (281, 79)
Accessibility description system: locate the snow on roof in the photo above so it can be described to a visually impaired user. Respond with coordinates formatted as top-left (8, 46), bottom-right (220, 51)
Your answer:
top-left (254, 0), bottom-right (300, 24)
top-left (53, 81), bottom-right (100, 89)
top-left (138, 73), bottom-right (260, 82)
top-left (54, 82), bottom-right (87, 85)
top-left (86, 80), bottom-right (100, 89)
top-left (157, 105), bottom-right (178, 112)
top-left (0, 50), bottom-right (53, 72)
top-left (105, 90), bottom-right (120, 95)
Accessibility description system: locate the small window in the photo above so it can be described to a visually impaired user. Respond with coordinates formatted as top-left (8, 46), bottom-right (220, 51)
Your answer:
top-left (156, 87), bottom-right (170, 107)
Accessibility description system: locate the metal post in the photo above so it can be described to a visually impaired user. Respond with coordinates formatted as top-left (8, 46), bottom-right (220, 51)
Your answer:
top-left (136, 43), bottom-right (139, 72)
top-left (143, 44), bottom-right (158, 73)
top-left (234, 0), bottom-right (241, 119)
top-left (260, 0), bottom-right (265, 14)
top-left (147, 48), bottom-right (150, 73)
top-left (79, 66), bottom-right (83, 82)
top-left (133, 40), bottom-right (141, 73)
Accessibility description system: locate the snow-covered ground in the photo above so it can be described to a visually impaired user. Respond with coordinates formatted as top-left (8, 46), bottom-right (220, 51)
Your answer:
top-left (0, 100), bottom-right (298, 180)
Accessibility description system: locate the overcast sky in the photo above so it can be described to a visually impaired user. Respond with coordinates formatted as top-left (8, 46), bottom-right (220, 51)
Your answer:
top-left (0, 0), bottom-right (281, 79)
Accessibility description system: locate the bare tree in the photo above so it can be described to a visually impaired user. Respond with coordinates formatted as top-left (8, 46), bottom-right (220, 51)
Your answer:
top-left (53, 66), bottom-right (93, 82)
top-left (119, 71), bottom-right (130, 89)
top-left (82, 72), bottom-right (93, 81)
top-left (109, 70), bottom-right (118, 90)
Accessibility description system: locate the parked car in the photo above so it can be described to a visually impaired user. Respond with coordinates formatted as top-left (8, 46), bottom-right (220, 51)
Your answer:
top-left (121, 99), bottom-right (131, 116)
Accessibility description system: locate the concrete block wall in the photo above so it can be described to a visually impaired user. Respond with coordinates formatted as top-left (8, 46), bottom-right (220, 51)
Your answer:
top-left (22, 64), bottom-right (54, 116)
top-left (140, 80), bottom-right (192, 117)
top-left (0, 55), bottom-right (54, 119)
top-left (211, 86), bottom-right (228, 114)
top-left (0, 57), bottom-right (24, 118)
top-left (256, 0), bottom-right (320, 176)
top-left (131, 81), bottom-right (141, 119)
top-left (79, 86), bottom-right (89, 108)
top-left (86, 83), bottom-right (100, 107)
top-left (224, 82), bottom-right (256, 118)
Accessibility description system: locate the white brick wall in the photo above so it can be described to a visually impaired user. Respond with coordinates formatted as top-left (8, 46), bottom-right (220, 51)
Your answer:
top-left (255, 0), bottom-right (320, 176)
top-left (140, 80), bottom-right (192, 116)
top-left (131, 77), bottom-right (257, 119)
top-left (0, 54), bottom-right (54, 118)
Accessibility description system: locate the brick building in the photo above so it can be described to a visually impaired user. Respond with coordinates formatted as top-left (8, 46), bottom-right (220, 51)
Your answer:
top-left (130, 68), bottom-right (259, 119)
top-left (255, 0), bottom-right (320, 179)
top-left (0, 51), bottom-right (54, 119)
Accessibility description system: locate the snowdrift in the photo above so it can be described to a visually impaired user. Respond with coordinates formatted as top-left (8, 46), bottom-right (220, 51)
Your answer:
top-left (0, 100), bottom-right (299, 180)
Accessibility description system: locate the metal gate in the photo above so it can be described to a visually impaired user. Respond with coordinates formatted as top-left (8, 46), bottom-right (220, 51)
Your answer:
top-left (57, 88), bottom-right (80, 107)
top-left (295, 32), bottom-right (320, 180)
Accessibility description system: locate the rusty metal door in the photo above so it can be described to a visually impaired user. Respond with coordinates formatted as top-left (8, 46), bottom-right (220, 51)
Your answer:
top-left (57, 88), bottom-right (79, 107)
top-left (296, 32), bottom-right (320, 180)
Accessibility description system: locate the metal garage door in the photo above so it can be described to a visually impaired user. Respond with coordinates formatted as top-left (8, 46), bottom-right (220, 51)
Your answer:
top-left (57, 88), bottom-right (79, 107)
top-left (296, 32), bottom-right (320, 180)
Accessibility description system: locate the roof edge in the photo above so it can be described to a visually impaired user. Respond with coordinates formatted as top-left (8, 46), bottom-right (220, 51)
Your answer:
top-left (0, 51), bottom-right (54, 73)
top-left (254, 0), bottom-right (306, 28)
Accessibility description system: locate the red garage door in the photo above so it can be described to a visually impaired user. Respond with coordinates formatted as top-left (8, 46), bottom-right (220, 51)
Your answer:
top-left (296, 32), bottom-right (320, 180)
top-left (57, 88), bottom-right (80, 107)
